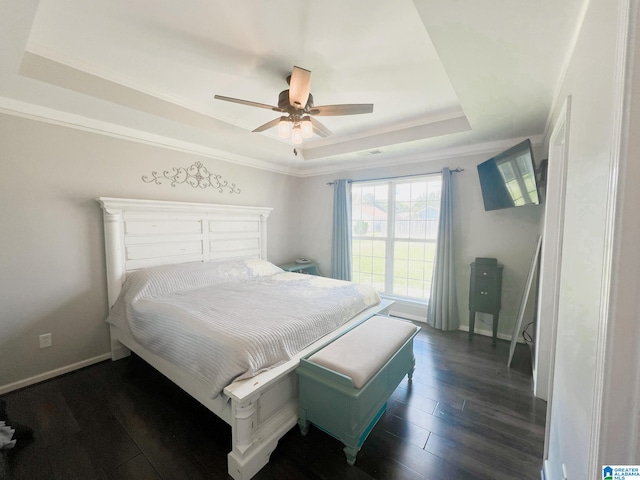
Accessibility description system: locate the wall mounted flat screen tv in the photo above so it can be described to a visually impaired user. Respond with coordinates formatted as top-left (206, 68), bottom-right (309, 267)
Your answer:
top-left (477, 139), bottom-right (541, 211)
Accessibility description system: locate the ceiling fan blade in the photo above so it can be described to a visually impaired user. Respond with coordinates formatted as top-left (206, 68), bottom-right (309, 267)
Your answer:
top-left (310, 117), bottom-right (332, 138)
top-left (288, 66), bottom-right (311, 109)
top-left (214, 95), bottom-right (285, 112)
top-left (252, 117), bottom-right (282, 133)
top-left (309, 104), bottom-right (374, 116)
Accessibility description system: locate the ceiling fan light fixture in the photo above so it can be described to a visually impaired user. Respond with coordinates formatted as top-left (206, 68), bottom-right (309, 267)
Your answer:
top-left (214, 66), bottom-right (373, 142)
top-left (292, 125), bottom-right (303, 145)
top-left (277, 117), bottom-right (291, 138)
top-left (301, 116), bottom-right (313, 138)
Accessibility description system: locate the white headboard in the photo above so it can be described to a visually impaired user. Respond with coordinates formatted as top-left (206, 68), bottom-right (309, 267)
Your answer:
top-left (97, 197), bottom-right (272, 307)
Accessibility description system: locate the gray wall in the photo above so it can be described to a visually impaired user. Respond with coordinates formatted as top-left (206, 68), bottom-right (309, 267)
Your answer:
top-left (0, 113), bottom-right (297, 389)
top-left (296, 151), bottom-right (543, 339)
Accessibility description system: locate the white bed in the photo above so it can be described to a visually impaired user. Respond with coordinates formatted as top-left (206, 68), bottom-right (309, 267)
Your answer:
top-left (97, 197), bottom-right (390, 480)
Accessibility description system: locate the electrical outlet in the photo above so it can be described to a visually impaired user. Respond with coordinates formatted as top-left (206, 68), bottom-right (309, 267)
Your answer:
top-left (39, 333), bottom-right (52, 349)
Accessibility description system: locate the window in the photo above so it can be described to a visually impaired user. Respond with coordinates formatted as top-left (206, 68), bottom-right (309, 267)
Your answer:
top-left (351, 176), bottom-right (442, 301)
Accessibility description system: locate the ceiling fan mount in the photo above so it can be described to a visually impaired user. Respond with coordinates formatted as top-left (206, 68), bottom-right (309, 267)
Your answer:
top-left (214, 66), bottom-right (373, 142)
top-left (276, 89), bottom-right (314, 115)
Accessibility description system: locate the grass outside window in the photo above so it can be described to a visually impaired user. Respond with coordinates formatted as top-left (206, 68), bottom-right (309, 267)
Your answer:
top-left (351, 176), bottom-right (441, 302)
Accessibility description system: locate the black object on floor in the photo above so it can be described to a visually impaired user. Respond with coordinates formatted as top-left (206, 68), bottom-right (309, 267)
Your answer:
top-left (0, 397), bottom-right (34, 452)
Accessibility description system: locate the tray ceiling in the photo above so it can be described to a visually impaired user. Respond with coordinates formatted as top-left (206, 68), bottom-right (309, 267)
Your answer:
top-left (0, 0), bottom-right (587, 174)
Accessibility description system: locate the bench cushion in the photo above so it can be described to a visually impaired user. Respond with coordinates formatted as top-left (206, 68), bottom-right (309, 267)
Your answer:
top-left (308, 315), bottom-right (418, 388)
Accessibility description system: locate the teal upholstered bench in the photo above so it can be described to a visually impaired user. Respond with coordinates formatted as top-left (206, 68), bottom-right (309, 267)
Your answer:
top-left (296, 315), bottom-right (419, 465)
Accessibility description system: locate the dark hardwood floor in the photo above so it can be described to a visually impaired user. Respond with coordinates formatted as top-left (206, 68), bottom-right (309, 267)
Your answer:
top-left (0, 325), bottom-right (546, 480)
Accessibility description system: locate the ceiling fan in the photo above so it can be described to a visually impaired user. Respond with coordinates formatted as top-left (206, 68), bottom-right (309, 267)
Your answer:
top-left (214, 66), bottom-right (373, 144)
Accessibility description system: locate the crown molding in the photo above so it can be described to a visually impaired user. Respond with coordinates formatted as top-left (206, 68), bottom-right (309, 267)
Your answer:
top-left (0, 95), bottom-right (544, 180)
top-left (15, 44), bottom-right (541, 178)
top-left (290, 135), bottom-right (545, 177)
top-left (0, 96), bottom-right (297, 175)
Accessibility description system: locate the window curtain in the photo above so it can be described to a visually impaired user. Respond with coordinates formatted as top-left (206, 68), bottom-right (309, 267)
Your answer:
top-left (427, 168), bottom-right (459, 330)
top-left (330, 179), bottom-right (352, 280)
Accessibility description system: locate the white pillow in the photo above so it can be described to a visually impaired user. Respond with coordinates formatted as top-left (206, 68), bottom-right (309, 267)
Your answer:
top-left (242, 257), bottom-right (284, 277)
top-left (122, 258), bottom-right (283, 301)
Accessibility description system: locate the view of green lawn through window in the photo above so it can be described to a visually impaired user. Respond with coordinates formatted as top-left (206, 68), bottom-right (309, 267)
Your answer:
top-left (351, 176), bottom-right (442, 301)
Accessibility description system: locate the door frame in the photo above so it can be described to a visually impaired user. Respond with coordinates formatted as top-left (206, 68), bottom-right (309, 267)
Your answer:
top-left (535, 96), bottom-right (571, 461)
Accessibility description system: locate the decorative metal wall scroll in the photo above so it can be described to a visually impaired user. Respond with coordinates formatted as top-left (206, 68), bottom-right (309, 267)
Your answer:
top-left (142, 161), bottom-right (241, 193)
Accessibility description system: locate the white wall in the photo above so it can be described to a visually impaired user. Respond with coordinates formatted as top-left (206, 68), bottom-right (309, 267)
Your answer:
top-left (598, 0), bottom-right (640, 466)
top-left (542, 0), bottom-right (630, 478)
top-left (296, 151), bottom-right (542, 340)
top-left (0, 113), bottom-right (298, 391)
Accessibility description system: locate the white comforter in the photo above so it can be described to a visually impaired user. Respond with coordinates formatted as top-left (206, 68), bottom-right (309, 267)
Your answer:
top-left (107, 259), bottom-right (380, 397)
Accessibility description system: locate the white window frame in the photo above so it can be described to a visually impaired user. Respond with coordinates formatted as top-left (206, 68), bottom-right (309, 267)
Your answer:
top-left (351, 174), bottom-right (441, 302)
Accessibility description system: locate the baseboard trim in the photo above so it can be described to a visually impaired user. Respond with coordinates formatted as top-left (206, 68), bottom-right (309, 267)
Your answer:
top-left (458, 325), bottom-right (525, 344)
top-left (388, 310), bottom-right (427, 323)
top-left (387, 313), bottom-right (527, 344)
top-left (0, 352), bottom-right (112, 395)
top-left (0, 329), bottom-right (523, 396)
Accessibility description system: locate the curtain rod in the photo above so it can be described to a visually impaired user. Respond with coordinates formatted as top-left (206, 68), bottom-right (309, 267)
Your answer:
top-left (326, 167), bottom-right (464, 186)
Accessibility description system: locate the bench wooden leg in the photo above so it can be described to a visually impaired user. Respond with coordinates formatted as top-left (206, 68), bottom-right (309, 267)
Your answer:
top-left (408, 364), bottom-right (415, 382)
top-left (344, 445), bottom-right (358, 466)
top-left (298, 418), bottom-right (310, 436)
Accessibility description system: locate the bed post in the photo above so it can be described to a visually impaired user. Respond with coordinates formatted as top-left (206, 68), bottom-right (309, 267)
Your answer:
top-left (97, 199), bottom-right (130, 361)
top-left (96, 199), bottom-right (127, 307)
top-left (227, 394), bottom-right (279, 480)
top-left (102, 211), bottom-right (126, 307)
top-left (225, 372), bottom-right (299, 480)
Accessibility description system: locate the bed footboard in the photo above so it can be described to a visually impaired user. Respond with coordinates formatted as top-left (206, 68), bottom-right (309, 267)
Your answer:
top-left (226, 374), bottom-right (298, 480)
top-left (108, 302), bottom-right (394, 480)
top-left (109, 322), bottom-right (300, 480)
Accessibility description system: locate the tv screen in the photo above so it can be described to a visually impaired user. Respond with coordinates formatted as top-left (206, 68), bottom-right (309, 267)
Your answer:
top-left (477, 139), bottom-right (541, 211)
